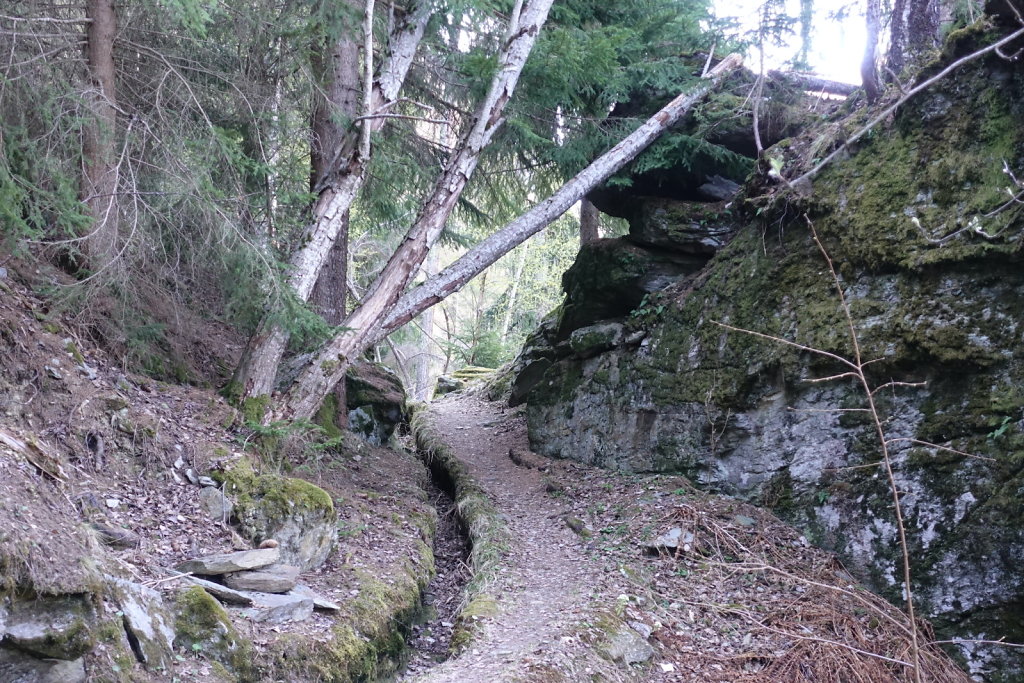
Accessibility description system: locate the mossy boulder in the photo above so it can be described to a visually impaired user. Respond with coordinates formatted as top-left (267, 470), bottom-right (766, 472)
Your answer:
top-left (626, 198), bottom-right (740, 255)
top-left (434, 375), bottom-right (465, 396)
top-left (345, 360), bottom-right (407, 446)
top-left (258, 563), bottom-right (428, 681)
top-left (2, 594), bottom-right (96, 660)
top-left (569, 322), bottom-right (625, 359)
top-left (173, 586), bottom-right (254, 679)
top-left (557, 238), bottom-right (705, 339)
top-left (219, 458), bottom-right (336, 571)
top-left (522, 26), bottom-right (1024, 680)
top-left (106, 576), bottom-right (176, 671)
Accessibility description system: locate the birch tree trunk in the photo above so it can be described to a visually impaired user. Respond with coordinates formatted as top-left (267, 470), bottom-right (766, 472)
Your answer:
top-left (230, 1), bottom-right (432, 400)
top-left (82, 0), bottom-right (118, 268)
top-left (273, 54), bottom-right (744, 422)
top-left (500, 241), bottom-right (530, 342)
top-left (414, 248), bottom-right (439, 401)
top-left (273, 0), bottom-right (556, 420)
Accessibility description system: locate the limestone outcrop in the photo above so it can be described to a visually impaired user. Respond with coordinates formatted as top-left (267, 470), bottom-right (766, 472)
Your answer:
top-left (516, 25), bottom-right (1024, 680)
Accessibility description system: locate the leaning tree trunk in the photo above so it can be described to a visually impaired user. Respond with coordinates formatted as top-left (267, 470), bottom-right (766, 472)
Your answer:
top-left (82, 0), bottom-right (118, 269)
top-left (274, 55), bottom-right (744, 422)
top-left (273, 0), bottom-right (556, 421)
top-left (229, 0), bottom-right (432, 400)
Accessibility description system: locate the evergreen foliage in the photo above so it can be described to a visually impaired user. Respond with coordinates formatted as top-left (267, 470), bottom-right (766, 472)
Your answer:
top-left (0, 0), bottom-right (801, 386)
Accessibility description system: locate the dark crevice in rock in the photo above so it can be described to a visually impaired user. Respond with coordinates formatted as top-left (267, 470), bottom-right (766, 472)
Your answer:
top-left (121, 613), bottom-right (146, 664)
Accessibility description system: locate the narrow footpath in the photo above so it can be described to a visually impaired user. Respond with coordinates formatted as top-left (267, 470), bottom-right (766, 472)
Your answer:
top-left (406, 393), bottom-right (967, 683)
top-left (409, 393), bottom-right (633, 682)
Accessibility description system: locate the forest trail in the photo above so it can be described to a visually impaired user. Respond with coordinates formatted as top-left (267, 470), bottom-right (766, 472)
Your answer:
top-left (409, 393), bottom-right (625, 682)
top-left (402, 393), bottom-right (968, 683)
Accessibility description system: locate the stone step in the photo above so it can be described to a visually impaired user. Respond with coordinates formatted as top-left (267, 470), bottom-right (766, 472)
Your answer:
top-left (223, 564), bottom-right (300, 594)
top-left (176, 547), bottom-right (279, 575)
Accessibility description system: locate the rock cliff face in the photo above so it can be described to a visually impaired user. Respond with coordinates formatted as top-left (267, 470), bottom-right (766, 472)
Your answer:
top-left (517, 25), bottom-right (1024, 680)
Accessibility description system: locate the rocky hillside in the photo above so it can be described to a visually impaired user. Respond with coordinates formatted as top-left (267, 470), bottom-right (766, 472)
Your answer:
top-left (509, 20), bottom-right (1024, 681)
top-left (0, 274), bottom-right (433, 682)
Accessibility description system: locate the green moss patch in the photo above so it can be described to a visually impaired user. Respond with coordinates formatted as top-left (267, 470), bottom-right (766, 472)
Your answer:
top-left (173, 586), bottom-right (255, 680)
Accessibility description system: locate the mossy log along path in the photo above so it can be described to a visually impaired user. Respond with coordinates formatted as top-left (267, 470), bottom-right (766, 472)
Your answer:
top-left (409, 395), bottom-right (621, 682)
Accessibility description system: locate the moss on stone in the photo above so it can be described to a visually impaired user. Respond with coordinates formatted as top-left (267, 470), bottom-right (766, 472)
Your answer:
top-left (219, 457), bottom-right (333, 516)
top-left (173, 586), bottom-right (255, 680)
top-left (91, 618), bottom-right (137, 683)
top-left (239, 395), bottom-right (270, 425)
top-left (520, 28), bottom-right (1024, 676)
top-left (258, 560), bottom-right (428, 681)
top-left (314, 393), bottom-right (343, 440)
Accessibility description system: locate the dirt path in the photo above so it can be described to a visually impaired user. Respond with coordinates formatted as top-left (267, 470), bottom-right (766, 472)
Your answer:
top-left (405, 392), bottom-right (962, 683)
top-left (410, 393), bottom-right (622, 683)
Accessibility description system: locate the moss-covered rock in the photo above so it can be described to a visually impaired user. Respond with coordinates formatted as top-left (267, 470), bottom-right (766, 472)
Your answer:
top-left (218, 458), bottom-right (336, 571)
top-left (258, 560), bottom-right (429, 681)
top-left (557, 238), bottom-right (706, 339)
top-left (106, 576), bottom-right (176, 672)
top-left (3, 594), bottom-right (97, 659)
top-left (522, 24), bottom-right (1024, 680)
top-left (345, 360), bottom-right (407, 446)
top-left (173, 586), bottom-right (255, 679)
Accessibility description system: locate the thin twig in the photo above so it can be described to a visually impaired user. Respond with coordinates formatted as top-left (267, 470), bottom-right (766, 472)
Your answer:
top-left (883, 438), bottom-right (995, 462)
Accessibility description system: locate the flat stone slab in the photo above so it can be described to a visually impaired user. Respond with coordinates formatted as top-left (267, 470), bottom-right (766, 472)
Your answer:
top-left (176, 547), bottom-right (279, 575)
top-left (644, 527), bottom-right (694, 554)
top-left (223, 564), bottom-right (299, 594)
top-left (291, 584), bottom-right (340, 611)
top-left (603, 624), bottom-right (654, 665)
top-left (183, 576), bottom-right (255, 606)
top-left (239, 592), bottom-right (314, 624)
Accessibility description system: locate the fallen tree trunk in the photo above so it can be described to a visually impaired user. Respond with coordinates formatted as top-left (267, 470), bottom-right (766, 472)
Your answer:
top-left (769, 70), bottom-right (858, 96)
top-left (272, 54), bottom-right (744, 422)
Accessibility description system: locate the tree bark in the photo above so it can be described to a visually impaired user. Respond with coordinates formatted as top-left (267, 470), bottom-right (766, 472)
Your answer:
top-left (500, 241), bottom-right (529, 342)
top-left (413, 248), bottom-right (439, 401)
top-left (309, 0), bottom-right (361, 430)
top-left (887, 0), bottom-right (941, 78)
top-left (230, 0), bottom-right (432, 400)
top-left (274, 54), bottom-right (744, 422)
top-left (861, 0), bottom-right (882, 102)
top-left (767, 71), bottom-right (858, 97)
top-left (579, 197), bottom-right (600, 244)
top-left (274, 0), bottom-right (558, 420)
top-left (82, 0), bottom-right (118, 269)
